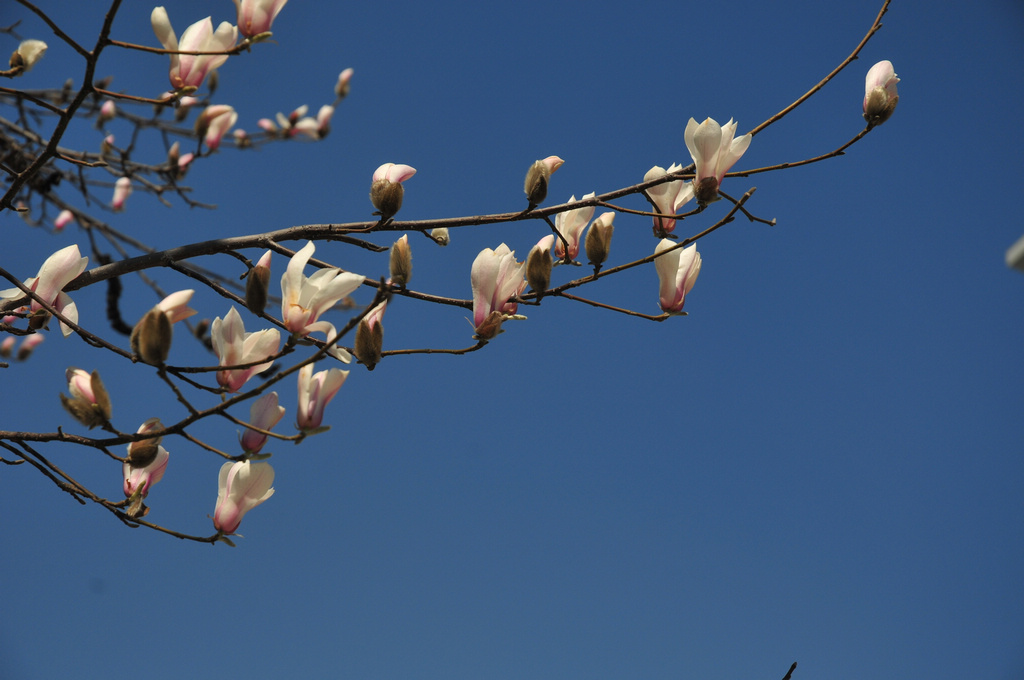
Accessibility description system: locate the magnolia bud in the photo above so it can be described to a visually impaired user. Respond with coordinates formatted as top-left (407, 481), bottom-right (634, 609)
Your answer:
top-left (334, 68), bottom-right (353, 100)
top-left (0, 336), bottom-right (14, 358)
top-left (370, 179), bottom-right (404, 219)
top-left (525, 235), bottom-right (555, 299)
top-left (131, 308), bottom-right (173, 365)
top-left (585, 212), bottom-right (615, 267)
top-left (430, 228), bottom-right (449, 246)
top-left (523, 156), bottom-right (564, 209)
top-left (245, 251), bottom-right (272, 314)
top-left (59, 368), bottom-right (113, 429)
top-left (863, 60), bottom-right (899, 127)
top-left (16, 334), bottom-right (43, 360)
top-left (389, 235), bottom-right (412, 286)
top-left (127, 418), bottom-right (163, 468)
top-left (354, 318), bottom-right (383, 370)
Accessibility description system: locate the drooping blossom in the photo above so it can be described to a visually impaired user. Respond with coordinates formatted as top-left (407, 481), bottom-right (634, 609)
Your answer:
top-left (196, 104), bottom-right (237, 150)
top-left (280, 241), bottom-right (365, 362)
top-left (524, 155), bottom-right (564, 209)
top-left (123, 419), bottom-right (170, 515)
top-left (684, 117), bottom-right (751, 205)
top-left (553, 192), bottom-right (596, 261)
top-left (296, 363), bottom-right (348, 431)
top-left (11, 40), bottom-right (47, 72)
top-left (644, 163), bottom-right (694, 234)
top-left (240, 391), bottom-right (285, 454)
top-left (111, 177), bottom-right (132, 211)
top-left (211, 306), bottom-right (281, 392)
top-left (60, 368), bottom-right (112, 429)
top-left (863, 60), bottom-right (899, 126)
top-left (334, 68), bottom-right (353, 99)
top-left (654, 239), bottom-right (702, 313)
top-left (123, 445), bottom-right (169, 499)
top-left (233, 0), bottom-right (288, 38)
top-left (370, 163), bottom-right (417, 219)
top-left (54, 210), bottom-right (74, 231)
top-left (213, 460), bottom-right (275, 534)
top-left (151, 7), bottom-right (237, 92)
top-left (0, 244), bottom-right (88, 337)
top-left (471, 243), bottom-right (526, 340)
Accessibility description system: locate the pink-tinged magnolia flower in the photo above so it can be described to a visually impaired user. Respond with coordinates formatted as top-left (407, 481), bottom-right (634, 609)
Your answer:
top-left (212, 306), bottom-right (281, 392)
top-left (12, 40), bottom-right (47, 72)
top-left (296, 363), bottom-right (348, 431)
top-left (111, 177), bottom-right (132, 211)
top-left (61, 368), bottom-right (112, 428)
top-left (54, 210), bottom-right (74, 231)
top-left (101, 134), bottom-right (115, 155)
top-left (863, 60), bottom-right (899, 126)
top-left (553, 192), bottom-right (596, 260)
top-left (151, 7), bottom-right (237, 92)
top-left (471, 243), bottom-right (526, 340)
top-left (280, 241), bottom-right (365, 363)
top-left (0, 336), bottom-right (15, 357)
top-left (257, 118), bottom-right (279, 134)
top-left (644, 163), bottom-right (694, 234)
top-left (524, 155), bottom-right (565, 208)
top-left (370, 162), bottom-right (417, 219)
top-left (654, 239), bottom-right (702, 313)
top-left (233, 0), bottom-right (288, 38)
top-left (214, 460), bottom-right (275, 534)
top-left (240, 391), bottom-right (285, 454)
top-left (123, 444), bottom-right (169, 498)
top-left (684, 117), bottom-right (751, 205)
top-left (0, 244), bottom-right (88, 337)
top-left (334, 68), bottom-right (353, 99)
top-left (197, 104), bottom-right (237, 150)
top-left (154, 289), bottom-right (197, 324)
top-left (373, 163), bottom-right (416, 183)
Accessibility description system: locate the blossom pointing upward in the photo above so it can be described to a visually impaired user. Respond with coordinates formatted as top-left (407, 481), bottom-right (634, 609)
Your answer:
top-left (684, 117), bottom-right (751, 206)
top-left (151, 7), bottom-right (237, 92)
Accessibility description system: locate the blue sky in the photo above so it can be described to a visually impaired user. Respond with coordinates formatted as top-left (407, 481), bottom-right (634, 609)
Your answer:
top-left (2, 1), bottom-right (1022, 679)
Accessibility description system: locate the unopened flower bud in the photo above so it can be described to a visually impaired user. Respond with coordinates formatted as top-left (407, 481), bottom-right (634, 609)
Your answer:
top-left (334, 68), bottom-right (353, 100)
top-left (371, 179), bottom-right (404, 219)
top-left (430, 227), bottom-right (449, 246)
top-left (523, 155), bottom-right (564, 209)
top-left (98, 99), bottom-right (116, 125)
top-left (16, 334), bottom-right (44, 360)
top-left (127, 417), bottom-right (163, 468)
top-left (354, 302), bottom-right (386, 371)
top-left (167, 141), bottom-right (181, 169)
top-left (0, 336), bottom-right (14, 357)
top-left (863, 60), bottom-right (899, 127)
top-left (389, 235), bottom-right (412, 286)
top-left (59, 368), bottom-right (113, 429)
top-left (245, 250), bottom-right (272, 314)
top-left (585, 211), bottom-right (615, 267)
top-left (9, 40), bottom-right (47, 73)
top-left (525, 235), bottom-right (555, 299)
top-left (131, 308), bottom-right (173, 365)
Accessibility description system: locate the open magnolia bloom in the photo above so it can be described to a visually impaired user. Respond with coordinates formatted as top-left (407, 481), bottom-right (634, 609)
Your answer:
top-left (654, 239), bottom-right (702, 313)
top-left (471, 243), bottom-right (526, 340)
top-left (197, 105), bottom-right (237, 150)
top-left (240, 391), bottom-right (285, 454)
top-left (211, 306), bottom-right (281, 392)
top-left (213, 460), bottom-right (275, 534)
top-left (684, 117), bottom-right (751, 206)
top-left (151, 6), bottom-right (237, 92)
top-left (281, 241), bottom-right (365, 363)
top-left (0, 244), bottom-right (88, 337)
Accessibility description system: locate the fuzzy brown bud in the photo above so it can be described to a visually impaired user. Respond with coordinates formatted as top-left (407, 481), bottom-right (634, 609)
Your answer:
top-left (585, 212), bottom-right (615, 267)
top-left (245, 264), bottom-right (271, 314)
top-left (523, 156), bottom-right (564, 209)
top-left (131, 308), bottom-right (173, 365)
top-left (389, 234), bottom-right (412, 286)
top-left (525, 238), bottom-right (554, 299)
top-left (354, 318), bottom-right (384, 370)
top-left (370, 179), bottom-right (404, 219)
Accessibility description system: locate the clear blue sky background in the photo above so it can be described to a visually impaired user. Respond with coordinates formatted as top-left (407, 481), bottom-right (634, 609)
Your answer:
top-left (2, 1), bottom-right (1022, 679)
